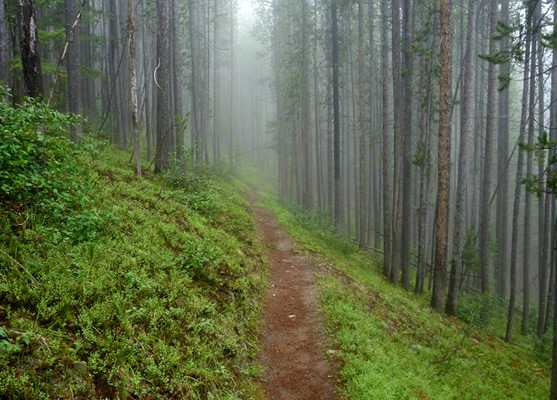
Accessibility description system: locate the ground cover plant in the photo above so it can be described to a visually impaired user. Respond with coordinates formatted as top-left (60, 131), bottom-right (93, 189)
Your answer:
top-left (255, 190), bottom-right (550, 400)
top-left (0, 98), bottom-right (265, 399)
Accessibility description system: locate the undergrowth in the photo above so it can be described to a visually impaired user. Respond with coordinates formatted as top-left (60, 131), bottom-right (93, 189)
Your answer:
top-left (254, 191), bottom-right (550, 399)
top-left (0, 98), bottom-right (265, 399)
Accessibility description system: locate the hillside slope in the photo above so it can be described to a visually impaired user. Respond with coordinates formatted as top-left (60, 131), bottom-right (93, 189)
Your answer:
top-left (0, 137), bottom-right (265, 399)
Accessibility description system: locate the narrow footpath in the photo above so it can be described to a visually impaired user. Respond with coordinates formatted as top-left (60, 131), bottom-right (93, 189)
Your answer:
top-left (250, 195), bottom-right (338, 400)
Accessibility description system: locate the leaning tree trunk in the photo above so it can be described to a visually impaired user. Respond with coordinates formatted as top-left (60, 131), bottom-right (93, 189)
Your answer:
top-left (16, 0), bottom-right (43, 98)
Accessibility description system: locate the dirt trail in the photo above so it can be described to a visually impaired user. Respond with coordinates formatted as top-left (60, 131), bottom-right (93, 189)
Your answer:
top-left (249, 195), bottom-right (338, 400)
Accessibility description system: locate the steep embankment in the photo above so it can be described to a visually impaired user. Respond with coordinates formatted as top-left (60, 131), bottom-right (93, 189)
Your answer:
top-left (256, 192), bottom-right (550, 400)
top-left (0, 140), bottom-right (265, 399)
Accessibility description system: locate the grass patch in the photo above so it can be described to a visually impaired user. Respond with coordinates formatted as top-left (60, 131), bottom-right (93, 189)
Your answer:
top-left (1, 135), bottom-right (265, 398)
top-left (254, 191), bottom-right (550, 399)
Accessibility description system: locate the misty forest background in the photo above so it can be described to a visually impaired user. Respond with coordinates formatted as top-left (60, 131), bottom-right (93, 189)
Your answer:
top-left (3, 0), bottom-right (557, 397)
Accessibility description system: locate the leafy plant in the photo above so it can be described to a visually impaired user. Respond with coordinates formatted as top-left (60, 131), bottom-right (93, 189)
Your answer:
top-left (0, 326), bottom-right (31, 355)
top-left (0, 87), bottom-right (110, 242)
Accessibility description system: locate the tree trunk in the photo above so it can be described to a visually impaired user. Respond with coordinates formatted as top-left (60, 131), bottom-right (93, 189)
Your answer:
top-left (273, 1), bottom-right (287, 199)
top-left (400, 0), bottom-right (413, 291)
top-left (314, 0), bottom-right (324, 211)
top-left (524, 36), bottom-right (538, 338)
top-left (431, 0), bottom-right (452, 313)
top-left (550, 8), bottom-right (557, 395)
top-left (546, 5), bottom-right (557, 337)
top-left (505, 10), bottom-right (531, 342)
top-left (301, 0), bottom-right (312, 210)
top-left (213, 0), bottom-right (219, 163)
top-left (188, 0), bottom-right (201, 165)
top-left (495, 0), bottom-right (510, 298)
top-left (141, 0), bottom-right (152, 162)
top-left (478, 0), bottom-right (498, 296)
top-left (446, 0), bottom-right (475, 316)
top-left (332, 0), bottom-right (343, 231)
top-left (391, 0), bottom-right (403, 285)
top-left (172, 0), bottom-right (184, 162)
top-left (229, 0), bottom-right (236, 167)
top-left (381, 0), bottom-right (392, 277)
top-left (154, 0), bottom-right (171, 172)
top-left (357, 0), bottom-right (366, 248)
top-left (0, 0), bottom-right (10, 90)
top-left (16, 0), bottom-right (43, 98)
top-left (127, 0), bottom-right (141, 176)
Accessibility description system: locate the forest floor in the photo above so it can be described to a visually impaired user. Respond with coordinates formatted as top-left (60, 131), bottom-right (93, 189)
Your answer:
top-left (249, 193), bottom-right (339, 400)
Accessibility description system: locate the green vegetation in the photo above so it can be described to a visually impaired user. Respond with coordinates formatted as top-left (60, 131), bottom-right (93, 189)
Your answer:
top-left (0, 99), bottom-right (265, 399)
top-left (255, 191), bottom-right (550, 399)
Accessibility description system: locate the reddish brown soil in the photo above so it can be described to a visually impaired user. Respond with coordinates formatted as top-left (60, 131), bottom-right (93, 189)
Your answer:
top-left (250, 196), bottom-right (339, 400)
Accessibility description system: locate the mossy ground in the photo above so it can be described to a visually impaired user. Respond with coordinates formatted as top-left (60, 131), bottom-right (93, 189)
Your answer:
top-left (0, 142), bottom-right (266, 399)
top-left (249, 177), bottom-right (550, 399)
